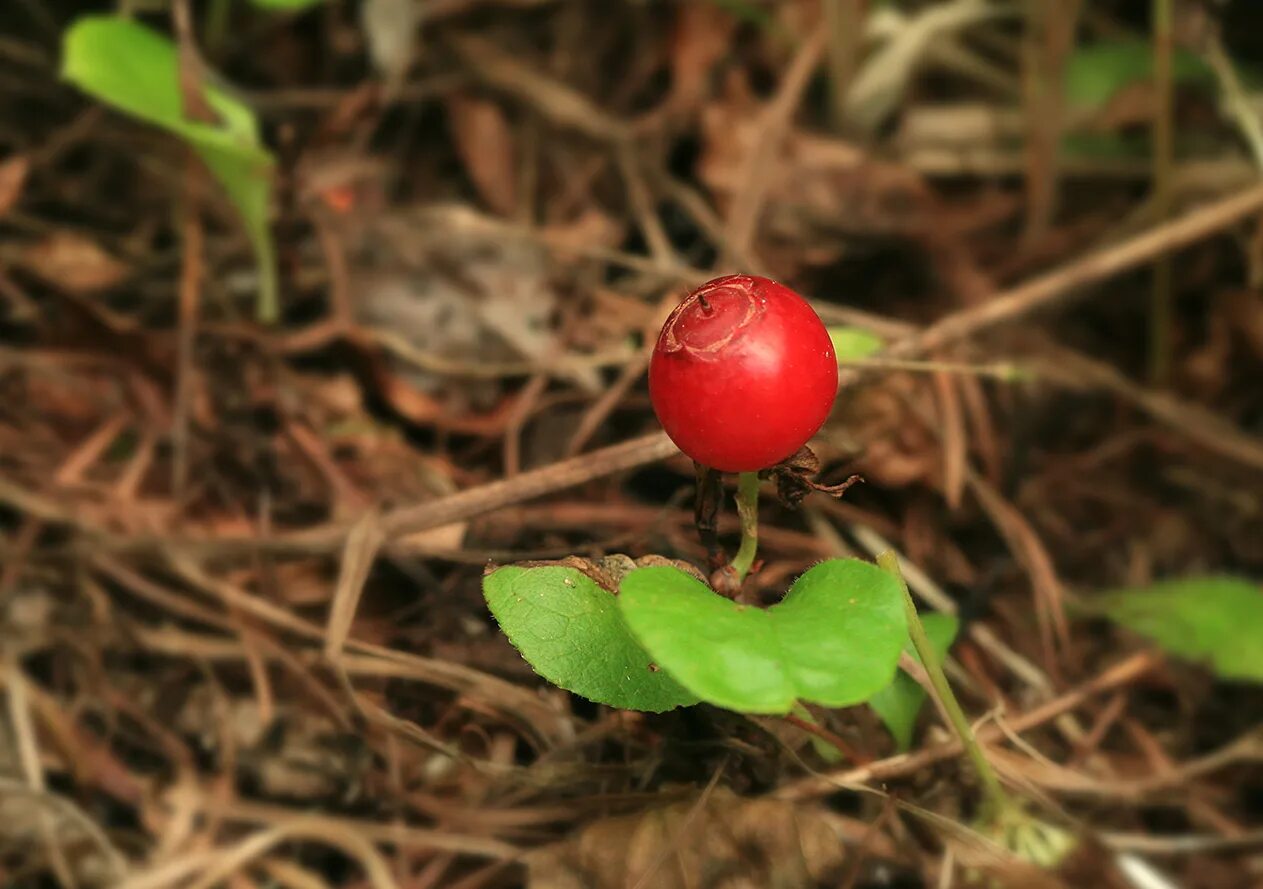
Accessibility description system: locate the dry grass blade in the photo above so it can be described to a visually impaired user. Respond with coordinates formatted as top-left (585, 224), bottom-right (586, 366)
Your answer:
top-left (447, 32), bottom-right (629, 142)
top-left (117, 817), bottom-right (402, 889)
top-left (777, 652), bottom-right (1156, 800)
top-left (895, 182), bottom-right (1263, 356)
top-left (848, 0), bottom-right (1018, 134)
top-left (724, 27), bottom-right (827, 262)
top-left (0, 779), bottom-right (129, 884)
top-left (0, 153), bottom-right (30, 215)
top-left (1038, 341), bottom-right (1263, 472)
top-left (200, 798), bottom-right (522, 860)
top-left (374, 431), bottom-right (679, 540)
top-left (324, 509), bottom-right (384, 662)
top-left (6, 659), bottom-right (87, 888)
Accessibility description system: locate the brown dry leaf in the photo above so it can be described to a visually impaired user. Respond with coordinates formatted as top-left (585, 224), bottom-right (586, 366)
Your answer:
top-left (541, 208), bottom-right (626, 260)
top-left (360, 0), bottom-right (420, 83)
top-left (666, 3), bottom-right (736, 114)
top-left (842, 376), bottom-right (940, 490)
top-left (526, 787), bottom-right (848, 889)
top-left (1225, 289), bottom-right (1263, 360)
top-left (368, 349), bottom-right (519, 436)
top-left (697, 80), bottom-right (927, 277)
top-left (0, 154), bottom-right (29, 216)
top-left (263, 561), bottom-right (333, 607)
top-left (358, 214), bottom-right (578, 397)
top-left (18, 232), bottom-right (130, 294)
top-left (398, 521), bottom-right (468, 552)
top-left (447, 93), bottom-right (518, 217)
top-left (944, 829), bottom-right (1135, 889)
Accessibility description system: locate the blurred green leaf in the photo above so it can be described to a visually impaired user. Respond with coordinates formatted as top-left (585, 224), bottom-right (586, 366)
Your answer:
top-left (483, 565), bottom-right (698, 712)
top-left (1094, 576), bottom-right (1263, 682)
top-left (869, 612), bottom-right (959, 750)
top-left (1064, 38), bottom-right (1213, 111)
top-left (61, 16), bottom-right (278, 321)
top-left (706, 0), bottom-right (777, 30)
top-left (249, 0), bottom-right (326, 9)
top-left (1060, 130), bottom-right (1149, 160)
top-left (829, 326), bottom-right (885, 363)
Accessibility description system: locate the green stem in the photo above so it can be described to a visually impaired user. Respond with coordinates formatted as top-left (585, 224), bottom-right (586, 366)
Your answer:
top-left (729, 472), bottom-right (761, 582)
top-left (1205, 35), bottom-right (1263, 170)
top-left (204, 0), bottom-right (231, 58)
top-left (877, 549), bottom-right (1012, 824)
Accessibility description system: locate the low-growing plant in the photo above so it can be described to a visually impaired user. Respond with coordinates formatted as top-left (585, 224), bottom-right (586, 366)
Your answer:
top-left (478, 274), bottom-right (1157, 866)
top-left (59, 7), bottom-right (319, 323)
top-left (483, 275), bottom-right (954, 744)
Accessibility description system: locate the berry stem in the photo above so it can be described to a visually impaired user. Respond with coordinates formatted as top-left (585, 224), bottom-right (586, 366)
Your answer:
top-left (729, 472), bottom-right (761, 582)
top-left (876, 549), bottom-right (1013, 825)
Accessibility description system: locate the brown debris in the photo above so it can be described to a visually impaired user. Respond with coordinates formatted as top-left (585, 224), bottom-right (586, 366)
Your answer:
top-left (526, 787), bottom-right (850, 889)
top-left (2, 3), bottom-right (1262, 888)
top-left (16, 232), bottom-right (131, 294)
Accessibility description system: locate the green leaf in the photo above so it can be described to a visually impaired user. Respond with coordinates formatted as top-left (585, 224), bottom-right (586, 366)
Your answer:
top-left (869, 612), bottom-right (959, 750)
top-left (61, 16), bottom-right (278, 322)
top-left (249, 0), bottom-right (326, 9)
top-left (706, 0), bottom-right (777, 30)
top-left (1094, 576), bottom-right (1263, 683)
top-left (619, 559), bottom-right (906, 714)
top-left (1064, 38), bottom-right (1214, 111)
top-left (483, 565), bottom-right (697, 712)
top-left (828, 326), bottom-right (884, 363)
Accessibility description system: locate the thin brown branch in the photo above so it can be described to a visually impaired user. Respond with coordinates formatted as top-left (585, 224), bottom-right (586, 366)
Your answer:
top-left (893, 182), bottom-right (1263, 357)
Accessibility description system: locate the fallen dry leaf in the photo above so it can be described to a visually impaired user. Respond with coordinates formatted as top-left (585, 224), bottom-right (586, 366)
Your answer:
top-left (697, 76), bottom-right (928, 279)
top-left (526, 787), bottom-right (849, 889)
top-left (360, 0), bottom-right (420, 83)
top-left (0, 154), bottom-right (29, 216)
top-left (540, 208), bottom-right (626, 258)
top-left (667, 3), bottom-right (736, 115)
top-left (18, 232), bottom-right (130, 294)
top-left (398, 521), bottom-right (468, 552)
top-left (447, 93), bottom-right (518, 217)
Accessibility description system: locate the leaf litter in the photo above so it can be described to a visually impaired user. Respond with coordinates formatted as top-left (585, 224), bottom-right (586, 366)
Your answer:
top-left (1, 2), bottom-right (1262, 888)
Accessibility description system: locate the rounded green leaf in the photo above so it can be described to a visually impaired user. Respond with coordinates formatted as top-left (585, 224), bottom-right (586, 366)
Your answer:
top-left (618, 559), bottom-right (906, 714)
top-left (483, 566), bottom-right (697, 712)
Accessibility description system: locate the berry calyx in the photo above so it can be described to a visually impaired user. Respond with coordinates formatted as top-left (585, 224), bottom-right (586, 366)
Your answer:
top-left (648, 274), bottom-right (838, 473)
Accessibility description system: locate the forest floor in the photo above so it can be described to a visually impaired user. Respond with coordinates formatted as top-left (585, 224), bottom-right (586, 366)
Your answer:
top-left (1, 2), bottom-right (1262, 888)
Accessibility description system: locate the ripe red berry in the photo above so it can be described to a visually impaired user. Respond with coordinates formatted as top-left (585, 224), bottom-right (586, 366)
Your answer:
top-left (648, 274), bottom-right (838, 473)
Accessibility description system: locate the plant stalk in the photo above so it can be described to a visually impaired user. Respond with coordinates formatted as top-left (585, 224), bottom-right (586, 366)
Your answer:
top-left (1149, 0), bottom-right (1175, 384)
top-left (877, 549), bottom-right (1012, 824)
top-left (204, 0), bottom-right (231, 57)
top-left (823, 0), bottom-right (864, 132)
top-left (729, 472), bottom-right (761, 582)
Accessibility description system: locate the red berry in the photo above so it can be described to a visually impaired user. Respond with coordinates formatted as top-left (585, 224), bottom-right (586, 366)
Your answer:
top-left (648, 274), bottom-right (838, 473)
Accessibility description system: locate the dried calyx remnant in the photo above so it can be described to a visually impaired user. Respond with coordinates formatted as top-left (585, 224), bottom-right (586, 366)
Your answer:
top-left (654, 276), bottom-right (764, 359)
top-left (765, 446), bottom-right (862, 508)
top-left (501, 554), bottom-right (708, 594)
